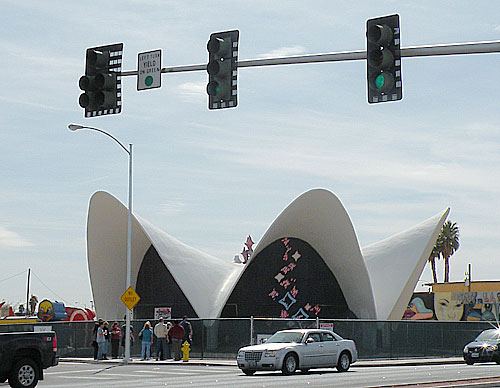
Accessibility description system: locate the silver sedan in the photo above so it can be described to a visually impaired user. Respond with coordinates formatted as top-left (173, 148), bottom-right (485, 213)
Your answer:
top-left (237, 328), bottom-right (357, 375)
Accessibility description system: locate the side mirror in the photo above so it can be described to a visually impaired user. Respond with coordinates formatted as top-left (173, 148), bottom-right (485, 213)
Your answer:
top-left (306, 337), bottom-right (314, 344)
top-left (262, 338), bottom-right (268, 343)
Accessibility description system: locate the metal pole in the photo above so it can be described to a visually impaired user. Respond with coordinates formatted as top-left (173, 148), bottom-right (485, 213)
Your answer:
top-left (119, 40), bottom-right (500, 77)
top-left (468, 263), bottom-right (471, 293)
top-left (26, 268), bottom-right (30, 318)
top-left (124, 144), bottom-right (133, 364)
top-left (250, 316), bottom-right (254, 345)
top-left (67, 124), bottom-right (134, 363)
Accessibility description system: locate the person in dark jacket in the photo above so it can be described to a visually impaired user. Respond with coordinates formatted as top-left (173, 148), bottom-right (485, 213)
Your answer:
top-left (180, 316), bottom-right (193, 345)
top-left (101, 321), bottom-right (110, 360)
top-left (110, 321), bottom-right (122, 358)
top-left (168, 321), bottom-right (185, 361)
top-left (92, 319), bottom-right (103, 360)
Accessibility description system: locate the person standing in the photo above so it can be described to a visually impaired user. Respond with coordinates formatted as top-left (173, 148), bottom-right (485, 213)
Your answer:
top-left (139, 321), bottom-right (153, 360)
top-left (168, 320), bottom-right (185, 361)
top-left (154, 317), bottom-right (168, 361)
top-left (29, 295), bottom-right (38, 316)
top-left (96, 321), bottom-right (107, 360)
top-left (180, 315), bottom-right (193, 345)
top-left (121, 319), bottom-right (135, 358)
top-left (92, 319), bottom-right (103, 360)
top-left (102, 321), bottom-right (110, 360)
top-left (166, 321), bottom-right (172, 359)
top-left (110, 321), bottom-right (122, 358)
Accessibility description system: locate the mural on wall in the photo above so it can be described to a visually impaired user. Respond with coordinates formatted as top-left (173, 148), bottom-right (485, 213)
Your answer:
top-left (403, 291), bottom-right (500, 321)
top-left (222, 237), bottom-right (353, 318)
top-left (403, 294), bottom-right (434, 320)
top-left (267, 238), bottom-right (322, 319)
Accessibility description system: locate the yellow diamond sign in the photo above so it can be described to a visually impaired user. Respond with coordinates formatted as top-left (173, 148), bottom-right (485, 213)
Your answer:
top-left (121, 286), bottom-right (140, 310)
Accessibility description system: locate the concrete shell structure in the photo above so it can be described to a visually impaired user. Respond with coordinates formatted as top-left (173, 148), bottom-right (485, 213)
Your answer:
top-left (87, 189), bottom-right (449, 321)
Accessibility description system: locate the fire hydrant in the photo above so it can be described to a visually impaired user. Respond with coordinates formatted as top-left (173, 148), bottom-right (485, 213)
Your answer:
top-left (181, 340), bottom-right (190, 362)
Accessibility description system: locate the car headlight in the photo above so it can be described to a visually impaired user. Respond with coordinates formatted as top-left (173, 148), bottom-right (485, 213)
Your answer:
top-left (488, 345), bottom-right (498, 351)
top-left (237, 351), bottom-right (245, 358)
top-left (463, 346), bottom-right (469, 353)
top-left (264, 351), bottom-right (277, 357)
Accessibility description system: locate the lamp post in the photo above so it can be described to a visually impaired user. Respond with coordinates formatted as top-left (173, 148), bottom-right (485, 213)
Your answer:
top-left (68, 123), bottom-right (133, 364)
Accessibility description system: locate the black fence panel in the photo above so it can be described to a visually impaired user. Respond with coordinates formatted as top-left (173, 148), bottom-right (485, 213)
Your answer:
top-left (0, 318), bottom-right (495, 359)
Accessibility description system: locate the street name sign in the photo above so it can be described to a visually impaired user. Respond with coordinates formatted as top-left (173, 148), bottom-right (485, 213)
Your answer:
top-left (121, 286), bottom-right (141, 310)
top-left (137, 49), bottom-right (161, 91)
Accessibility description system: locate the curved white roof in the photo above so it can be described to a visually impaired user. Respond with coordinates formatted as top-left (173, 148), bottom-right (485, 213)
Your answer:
top-left (87, 191), bottom-right (241, 321)
top-left (230, 189), bottom-right (377, 319)
top-left (87, 189), bottom-right (448, 320)
top-left (362, 208), bottom-right (449, 320)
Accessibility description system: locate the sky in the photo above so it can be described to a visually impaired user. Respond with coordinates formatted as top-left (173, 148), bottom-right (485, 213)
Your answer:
top-left (1, 1), bottom-right (500, 310)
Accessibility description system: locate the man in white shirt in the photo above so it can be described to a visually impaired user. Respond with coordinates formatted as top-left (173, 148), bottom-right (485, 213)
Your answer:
top-left (154, 317), bottom-right (169, 361)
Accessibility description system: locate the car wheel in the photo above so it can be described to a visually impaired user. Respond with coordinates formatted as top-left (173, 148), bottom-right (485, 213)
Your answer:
top-left (337, 351), bottom-right (351, 372)
top-left (282, 353), bottom-right (298, 375)
top-left (465, 358), bottom-right (474, 365)
top-left (8, 358), bottom-right (39, 388)
top-left (242, 369), bottom-right (255, 376)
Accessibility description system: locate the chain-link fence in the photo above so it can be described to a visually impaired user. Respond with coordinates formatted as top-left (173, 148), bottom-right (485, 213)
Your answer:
top-left (0, 318), bottom-right (493, 359)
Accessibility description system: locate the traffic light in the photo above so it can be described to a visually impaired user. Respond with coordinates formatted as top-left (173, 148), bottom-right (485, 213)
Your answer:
top-left (206, 30), bottom-right (239, 110)
top-left (366, 15), bottom-right (402, 103)
top-left (78, 43), bottom-right (123, 117)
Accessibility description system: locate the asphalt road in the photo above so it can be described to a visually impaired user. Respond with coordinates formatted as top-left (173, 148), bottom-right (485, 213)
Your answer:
top-left (16, 361), bottom-right (500, 388)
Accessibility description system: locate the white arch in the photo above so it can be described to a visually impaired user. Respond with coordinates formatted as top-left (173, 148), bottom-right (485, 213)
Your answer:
top-left (87, 189), bottom-right (448, 321)
top-left (87, 191), bottom-right (241, 320)
top-left (228, 189), bottom-right (377, 319)
top-left (362, 208), bottom-right (449, 320)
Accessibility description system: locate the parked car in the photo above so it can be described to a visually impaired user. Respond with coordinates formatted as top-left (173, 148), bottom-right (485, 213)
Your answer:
top-left (0, 331), bottom-right (58, 388)
top-left (237, 328), bottom-right (357, 375)
top-left (463, 328), bottom-right (500, 365)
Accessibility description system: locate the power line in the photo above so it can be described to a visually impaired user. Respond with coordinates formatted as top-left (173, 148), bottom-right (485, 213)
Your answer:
top-left (31, 270), bottom-right (68, 304)
top-left (0, 269), bottom-right (28, 285)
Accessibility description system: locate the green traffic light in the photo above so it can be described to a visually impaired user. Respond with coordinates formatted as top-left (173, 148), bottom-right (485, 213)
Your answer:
top-left (375, 74), bottom-right (385, 89)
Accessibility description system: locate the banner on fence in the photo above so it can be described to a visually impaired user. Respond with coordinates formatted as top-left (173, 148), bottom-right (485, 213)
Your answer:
top-left (154, 307), bottom-right (172, 320)
top-left (320, 322), bottom-right (334, 331)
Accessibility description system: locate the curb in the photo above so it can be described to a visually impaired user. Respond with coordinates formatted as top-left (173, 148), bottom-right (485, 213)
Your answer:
top-left (61, 358), bottom-right (236, 367)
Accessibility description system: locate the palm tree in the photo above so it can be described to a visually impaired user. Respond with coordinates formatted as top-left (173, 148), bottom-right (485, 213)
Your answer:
top-left (439, 221), bottom-right (460, 283)
top-left (427, 244), bottom-right (441, 283)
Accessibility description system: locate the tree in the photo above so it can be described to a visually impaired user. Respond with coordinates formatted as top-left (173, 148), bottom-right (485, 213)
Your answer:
top-left (439, 221), bottom-right (460, 283)
top-left (428, 244), bottom-right (441, 283)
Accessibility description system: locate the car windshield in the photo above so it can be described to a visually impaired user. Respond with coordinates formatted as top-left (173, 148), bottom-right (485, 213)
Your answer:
top-left (475, 329), bottom-right (500, 342)
top-left (266, 331), bottom-right (304, 344)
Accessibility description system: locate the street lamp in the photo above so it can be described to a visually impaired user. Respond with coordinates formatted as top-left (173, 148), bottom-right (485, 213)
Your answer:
top-left (68, 123), bottom-right (134, 364)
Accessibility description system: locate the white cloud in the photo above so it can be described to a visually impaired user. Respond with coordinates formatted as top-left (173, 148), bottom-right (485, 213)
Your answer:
top-left (0, 39), bottom-right (79, 75)
top-left (257, 46), bottom-right (307, 58)
top-left (178, 81), bottom-right (206, 101)
top-left (0, 226), bottom-right (34, 248)
top-left (0, 96), bottom-right (71, 112)
top-left (158, 200), bottom-right (186, 214)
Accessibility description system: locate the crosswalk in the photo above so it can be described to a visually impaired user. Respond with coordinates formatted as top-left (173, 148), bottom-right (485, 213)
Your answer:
top-left (42, 363), bottom-right (252, 388)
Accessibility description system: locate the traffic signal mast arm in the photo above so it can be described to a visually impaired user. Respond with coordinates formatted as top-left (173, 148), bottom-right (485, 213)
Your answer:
top-left (119, 40), bottom-right (500, 76)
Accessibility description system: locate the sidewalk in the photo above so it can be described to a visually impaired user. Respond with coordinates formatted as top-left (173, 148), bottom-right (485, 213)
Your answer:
top-left (60, 356), bottom-right (464, 367)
